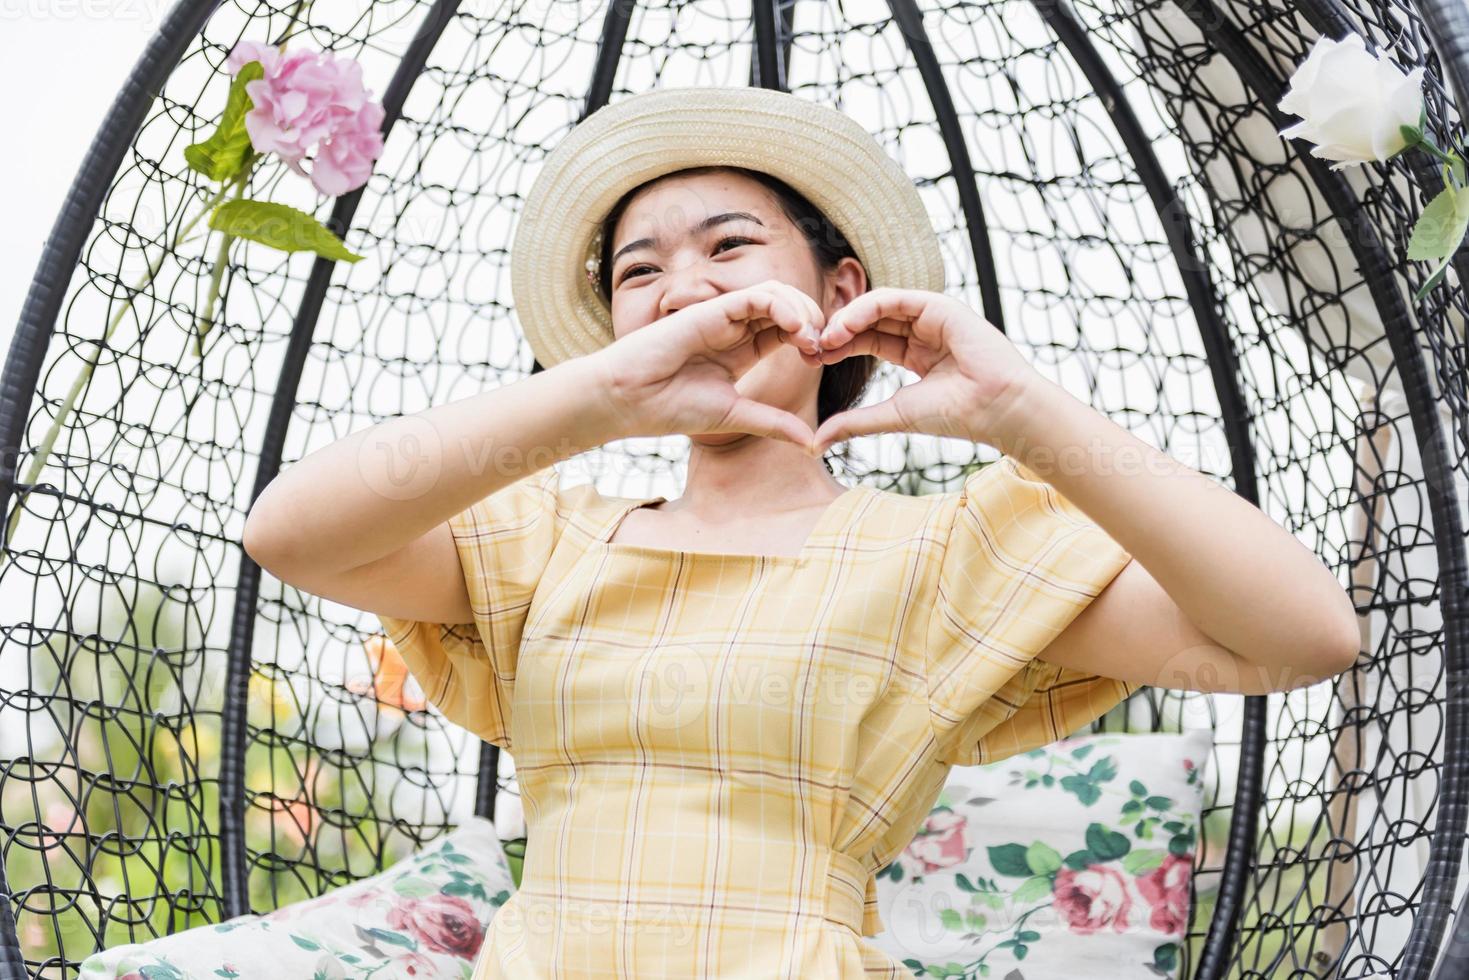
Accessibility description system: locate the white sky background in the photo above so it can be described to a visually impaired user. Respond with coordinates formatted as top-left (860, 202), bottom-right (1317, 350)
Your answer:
top-left (1, 6), bottom-right (166, 349)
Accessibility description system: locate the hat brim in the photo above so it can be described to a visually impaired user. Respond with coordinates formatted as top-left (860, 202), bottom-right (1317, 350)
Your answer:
top-left (510, 86), bottom-right (947, 369)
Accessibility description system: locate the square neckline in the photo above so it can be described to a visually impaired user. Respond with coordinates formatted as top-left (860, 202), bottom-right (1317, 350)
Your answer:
top-left (595, 484), bottom-right (871, 566)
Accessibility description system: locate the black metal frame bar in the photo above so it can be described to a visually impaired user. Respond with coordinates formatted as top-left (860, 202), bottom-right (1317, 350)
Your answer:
top-left (884, 0), bottom-right (1005, 331)
top-left (750, 0), bottom-right (796, 89)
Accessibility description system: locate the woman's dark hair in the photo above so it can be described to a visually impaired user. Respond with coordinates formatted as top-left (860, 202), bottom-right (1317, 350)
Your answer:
top-left (594, 165), bottom-right (879, 471)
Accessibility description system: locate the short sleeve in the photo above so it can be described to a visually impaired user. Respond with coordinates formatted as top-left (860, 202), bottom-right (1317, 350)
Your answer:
top-left (375, 466), bottom-right (564, 752)
top-left (924, 455), bottom-right (1139, 767)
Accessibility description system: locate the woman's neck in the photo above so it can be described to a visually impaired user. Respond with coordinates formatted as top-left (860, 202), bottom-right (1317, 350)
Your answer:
top-left (662, 433), bottom-right (848, 522)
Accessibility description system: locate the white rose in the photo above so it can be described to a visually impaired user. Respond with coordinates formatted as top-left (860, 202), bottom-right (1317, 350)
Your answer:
top-left (1277, 32), bottom-right (1426, 171)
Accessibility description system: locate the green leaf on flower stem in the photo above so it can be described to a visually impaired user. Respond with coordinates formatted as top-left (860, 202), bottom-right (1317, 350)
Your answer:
top-left (1413, 263), bottom-right (1450, 303)
top-left (209, 199), bottom-right (365, 262)
top-left (1407, 184), bottom-right (1469, 302)
top-left (1407, 184), bottom-right (1469, 261)
top-left (185, 60), bottom-right (264, 183)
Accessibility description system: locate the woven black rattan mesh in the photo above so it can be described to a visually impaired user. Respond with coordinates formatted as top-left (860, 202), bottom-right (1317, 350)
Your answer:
top-left (3, 0), bottom-right (1469, 977)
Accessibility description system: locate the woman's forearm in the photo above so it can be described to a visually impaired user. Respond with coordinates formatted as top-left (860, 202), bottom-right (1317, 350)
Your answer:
top-left (243, 354), bottom-right (621, 577)
top-left (988, 377), bottom-right (1359, 671)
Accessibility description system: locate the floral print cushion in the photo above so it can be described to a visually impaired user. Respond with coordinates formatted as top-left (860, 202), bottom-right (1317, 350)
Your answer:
top-left (79, 816), bottom-right (514, 980)
top-left (870, 729), bottom-right (1212, 979)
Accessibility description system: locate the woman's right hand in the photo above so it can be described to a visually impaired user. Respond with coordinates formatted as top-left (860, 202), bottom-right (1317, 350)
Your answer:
top-left (586, 280), bottom-right (829, 452)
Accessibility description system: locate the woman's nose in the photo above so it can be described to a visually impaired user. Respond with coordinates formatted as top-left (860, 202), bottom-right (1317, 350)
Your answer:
top-left (658, 260), bottom-right (720, 318)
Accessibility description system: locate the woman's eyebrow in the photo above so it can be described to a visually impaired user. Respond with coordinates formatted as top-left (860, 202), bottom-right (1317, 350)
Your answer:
top-left (611, 211), bottom-right (766, 266)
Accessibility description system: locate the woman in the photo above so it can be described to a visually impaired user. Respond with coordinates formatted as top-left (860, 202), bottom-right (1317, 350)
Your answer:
top-left (244, 86), bottom-right (1360, 978)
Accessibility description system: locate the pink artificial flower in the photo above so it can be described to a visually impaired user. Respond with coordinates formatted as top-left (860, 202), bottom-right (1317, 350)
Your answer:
top-left (1051, 863), bottom-right (1134, 935)
top-left (225, 40), bottom-right (385, 196)
top-left (1136, 853), bottom-right (1192, 934)
top-left (224, 39), bottom-right (282, 76)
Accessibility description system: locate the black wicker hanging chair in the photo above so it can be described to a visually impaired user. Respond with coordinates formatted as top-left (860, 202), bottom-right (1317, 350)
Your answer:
top-left (4, 0), bottom-right (1469, 977)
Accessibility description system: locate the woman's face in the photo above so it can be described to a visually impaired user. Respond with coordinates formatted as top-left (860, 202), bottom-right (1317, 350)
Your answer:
top-left (607, 169), bottom-right (864, 443)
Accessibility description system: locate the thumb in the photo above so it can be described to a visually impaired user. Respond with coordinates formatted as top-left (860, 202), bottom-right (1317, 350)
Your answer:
top-left (811, 399), bottom-right (910, 455)
top-left (719, 397), bottom-right (819, 454)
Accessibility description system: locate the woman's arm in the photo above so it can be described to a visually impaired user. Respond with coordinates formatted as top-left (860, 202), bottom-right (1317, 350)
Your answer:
top-left (247, 278), bottom-right (830, 624)
top-left (989, 376), bottom-right (1361, 694)
top-left (242, 355), bottom-right (620, 609)
top-left (806, 287), bottom-right (1359, 695)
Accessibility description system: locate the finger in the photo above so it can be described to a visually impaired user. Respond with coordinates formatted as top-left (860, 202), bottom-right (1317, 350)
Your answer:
top-left (779, 295), bottom-right (824, 353)
top-left (760, 279), bottom-right (820, 320)
top-left (753, 322), bottom-right (808, 365)
top-left (813, 330), bottom-right (910, 366)
top-left (720, 397), bottom-right (819, 454)
top-left (778, 282), bottom-right (827, 342)
top-left (797, 346), bottom-right (824, 368)
top-left (820, 288), bottom-right (928, 350)
top-left (715, 322), bottom-right (799, 385)
top-left (730, 287), bottom-right (817, 351)
top-left (810, 397), bottom-right (912, 455)
top-left (752, 283), bottom-right (823, 352)
top-left (694, 293), bottom-right (794, 360)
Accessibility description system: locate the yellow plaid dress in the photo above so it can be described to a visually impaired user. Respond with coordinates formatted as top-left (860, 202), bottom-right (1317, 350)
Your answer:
top-left (376, 454), bottom-right (1139, 978)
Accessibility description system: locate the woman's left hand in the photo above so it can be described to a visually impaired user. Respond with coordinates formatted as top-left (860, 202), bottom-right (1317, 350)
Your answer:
top-left (800, 288), bottom-right (1046, 455)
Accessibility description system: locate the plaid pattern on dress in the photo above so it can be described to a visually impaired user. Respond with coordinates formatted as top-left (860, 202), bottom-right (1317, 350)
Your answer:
top-left (377, 454), bottom-right (1135, 978)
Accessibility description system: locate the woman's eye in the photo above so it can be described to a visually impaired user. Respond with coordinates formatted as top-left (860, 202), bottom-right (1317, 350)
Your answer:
top-left (618, 236), bottom-right (756, 284)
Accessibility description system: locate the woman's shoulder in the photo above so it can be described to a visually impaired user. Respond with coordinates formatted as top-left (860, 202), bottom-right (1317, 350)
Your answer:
top-left (455, 467), bottom-right (632, 543)
top-left (853, 459), bottom-right (1035, 559)
top-left (548, 471), bottom-right (663, 536)
top-left (861, 466), bottom-right (996, 514)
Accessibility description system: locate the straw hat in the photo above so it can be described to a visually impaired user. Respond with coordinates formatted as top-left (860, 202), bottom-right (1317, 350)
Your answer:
top-left (509, 85), bottom-right (947, 369)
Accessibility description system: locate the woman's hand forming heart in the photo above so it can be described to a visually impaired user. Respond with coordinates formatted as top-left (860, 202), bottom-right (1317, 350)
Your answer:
top-left (799, 288), bottom-right (1047, 456)
top-left (588, 279), bottom-right (827, 451)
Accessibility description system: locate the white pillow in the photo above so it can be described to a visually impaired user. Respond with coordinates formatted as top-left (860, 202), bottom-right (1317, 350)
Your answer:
top-left (871, 729), bottom-right (1212, 979)
top-left (79, 816), bottom-right (514, 980)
